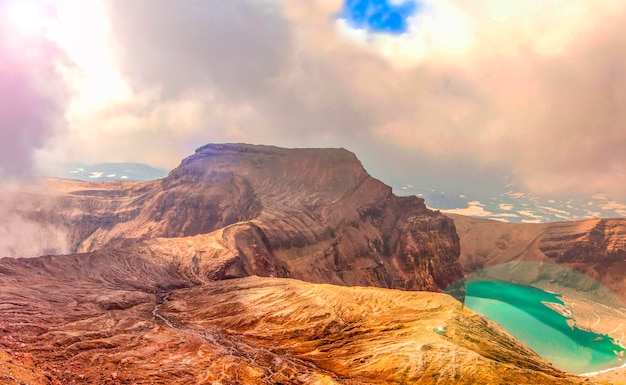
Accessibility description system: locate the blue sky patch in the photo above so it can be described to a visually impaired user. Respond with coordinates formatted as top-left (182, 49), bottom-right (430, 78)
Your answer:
top-left (339, 0), bottom-right (419, 34)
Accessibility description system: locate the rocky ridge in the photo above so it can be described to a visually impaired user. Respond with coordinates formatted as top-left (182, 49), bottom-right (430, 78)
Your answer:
top-left (0, 253), bottom-right (589, 384)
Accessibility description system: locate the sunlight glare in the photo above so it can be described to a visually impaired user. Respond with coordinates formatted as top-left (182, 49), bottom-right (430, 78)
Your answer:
top-left (47, 0), bottom-right (132, 113)
top-left (7, 0), bottom-right (49, 36)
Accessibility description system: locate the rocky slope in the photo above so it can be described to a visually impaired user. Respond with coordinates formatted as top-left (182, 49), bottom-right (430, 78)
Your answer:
top-left (5, 144), bottom-right (462, 292)
top-left (0, 247), bottom-right (591, 384)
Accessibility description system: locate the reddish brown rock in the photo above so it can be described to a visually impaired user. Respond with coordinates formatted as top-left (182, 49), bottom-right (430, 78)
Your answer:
top-left (7, 144), bottom-right (462, 292)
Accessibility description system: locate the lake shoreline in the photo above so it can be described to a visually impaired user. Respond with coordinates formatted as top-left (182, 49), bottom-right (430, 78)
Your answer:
top-left (580, 361), bottom-right (626, 377)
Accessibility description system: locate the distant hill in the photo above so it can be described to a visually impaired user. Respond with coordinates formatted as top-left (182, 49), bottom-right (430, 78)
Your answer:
top-left (43, 162), bottom-right (169, 182)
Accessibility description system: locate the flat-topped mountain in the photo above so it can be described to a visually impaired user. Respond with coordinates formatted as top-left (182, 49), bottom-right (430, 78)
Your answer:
top-left (8, 143), bottom-right (462, 292)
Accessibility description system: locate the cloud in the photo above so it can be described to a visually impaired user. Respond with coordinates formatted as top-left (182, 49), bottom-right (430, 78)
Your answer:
top-left (0, 0), bottom-right (68, 179)
top-left (439, 200), bottom-right (520, 221)
top-left (0, 210), bottom-right (70, 258)
top-left (600, 201), bottom-right (626, 211)
top-left (337, 0), bottom-right (475, 66)
top-left (439, 202), bottom-right (491, 217)
top-left (37, 0), bottom-right (626, 202)
top-left (0, 182), bottom-right (70, 258)
top-left (43, 0), bottom-right (377, 170)
top-left (518, 210), bottom-right (546, 221)
top-left (104, 0), bottom-right (292, 100)
top-left (535, 206), bottom-right (573, 221)
top-left (329, 0), bottom-right (626, 198)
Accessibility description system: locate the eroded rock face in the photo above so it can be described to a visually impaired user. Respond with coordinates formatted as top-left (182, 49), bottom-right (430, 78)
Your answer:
top-left (0, 348), bottom-right (52, 385)
top-left (5, 144), bottom-right (462, 291)
top-left (539, 219), bottom-right (626, 263)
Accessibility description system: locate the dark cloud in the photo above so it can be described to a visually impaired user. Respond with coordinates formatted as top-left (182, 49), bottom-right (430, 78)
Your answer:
top-left (105, 0), bottom-right (292, 100)
top-left (0, 1), bottom-right (67, 179)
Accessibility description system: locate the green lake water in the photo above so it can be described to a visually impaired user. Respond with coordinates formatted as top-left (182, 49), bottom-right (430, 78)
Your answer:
top-left (464, 280), bottom-right (625, 374)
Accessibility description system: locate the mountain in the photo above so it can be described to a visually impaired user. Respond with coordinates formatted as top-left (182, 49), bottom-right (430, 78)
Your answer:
top-left (0, 143), bottom-right (619, 383)
top-left (0, 251), bottom-right (585, 384)
top-left (7, 144), bottom-right (462, 292)
top-left (449, 214), bottom-right (626, 299)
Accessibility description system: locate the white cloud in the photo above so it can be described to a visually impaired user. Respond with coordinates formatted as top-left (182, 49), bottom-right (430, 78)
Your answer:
top-left (536, 205), bottom-right (573, 217)
top-left (440, 202), bottom-right (491, 216)
top-left (600, 201), bottom-right (626, 211)
top-left (335, 0), bottom-right (475, 67)
top-left (518, 210), bottom-right (545, 220)
top-left (0, 207), bottom-right (70, 258)
top-left (440, 200), bottom-right (518, 220)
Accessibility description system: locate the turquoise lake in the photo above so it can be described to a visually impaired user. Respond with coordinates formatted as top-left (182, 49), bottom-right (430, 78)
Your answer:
top-left (464, 280), bottom-right (625, 374)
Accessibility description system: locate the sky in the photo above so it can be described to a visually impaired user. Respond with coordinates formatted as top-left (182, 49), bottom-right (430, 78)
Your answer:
top-left (1, 0), bottom-right (626, 206)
